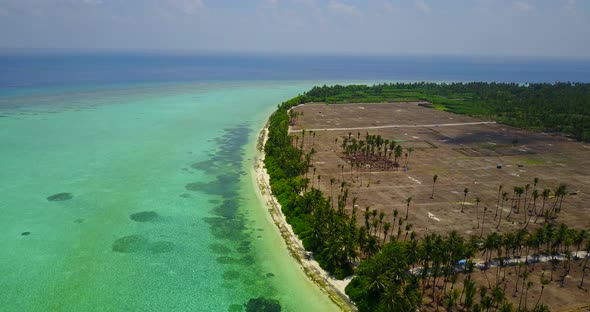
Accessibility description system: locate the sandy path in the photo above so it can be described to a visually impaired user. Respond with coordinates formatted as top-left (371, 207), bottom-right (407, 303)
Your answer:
top-left (254, 127), bottom-right (357, 312)
top-left (288, 121), bottom-right (496, 133)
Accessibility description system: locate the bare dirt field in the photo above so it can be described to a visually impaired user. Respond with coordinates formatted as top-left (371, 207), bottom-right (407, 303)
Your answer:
top-left (289, 102), bottom-right (590, 311)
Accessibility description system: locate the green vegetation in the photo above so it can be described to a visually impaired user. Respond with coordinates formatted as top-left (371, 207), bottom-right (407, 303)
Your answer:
top-left (265, 96), bottom-right (359, 279)
top-left (300, 82), bottom-right (590, 141)
top-left (346, 223), bottom-right (589, 312)
top-left (264, 85), bottom-right (590, 311)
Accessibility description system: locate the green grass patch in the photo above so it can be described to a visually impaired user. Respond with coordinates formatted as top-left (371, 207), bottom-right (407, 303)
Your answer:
top-left (523, 158), bottom-right (546, 165)
top-left (431, 103), bottom-right (448, 111)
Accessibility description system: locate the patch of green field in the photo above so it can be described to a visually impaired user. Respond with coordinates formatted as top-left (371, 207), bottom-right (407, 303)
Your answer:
top-left (523, 158), bottom-right (546, 165)
top-left (431, 103), bottom-right (448, 111)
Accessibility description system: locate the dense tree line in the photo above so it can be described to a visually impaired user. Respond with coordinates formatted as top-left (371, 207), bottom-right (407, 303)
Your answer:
top-left (265, 97), bottom-right (411, 278)
top-left (264, 87), bottom-right (589, 311)
top-left (300, 82), bottom-right (590, 141)
top-left (265, 96), bottom-right (361, 278)
top-left (346, 223), bottom-right (589, 312)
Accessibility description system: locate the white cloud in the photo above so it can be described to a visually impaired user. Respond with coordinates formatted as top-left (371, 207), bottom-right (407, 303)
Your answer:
top-left (564, 0), bottom-right (576, 11)
top-left (513, 1), bottom-right (534, 12)
top-left (258, 0), bottom-right (279, 12)
top-left (382, 0), bottom-right (394, 12)
top-left (293, 0), bottom-right (314, 4)
top-left (169, 0), bottom-right (204, 15)
top-left (327, 0), bottom-right (361, 17)
top-left (81, 0), bottom-right (103, 5)
top-left (414, 0), bottom-right (430, 14)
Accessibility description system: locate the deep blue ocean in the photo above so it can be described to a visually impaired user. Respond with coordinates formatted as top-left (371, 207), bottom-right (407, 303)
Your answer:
top-left (1, 53), bottom-right (590, 92)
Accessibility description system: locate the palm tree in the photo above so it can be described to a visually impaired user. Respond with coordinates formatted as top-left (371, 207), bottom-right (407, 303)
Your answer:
top-left (530, 189), bottom-right (539, 215)
top-left (383, 222), bottom-right (391, 243)
top-left (461, 188), bottom-right (469, 213)
top-left (579, 239), bottom-right (590, 289)
top-left (556, 183), bottom-right (567, 214)
top-left (405, 196), bottom-right (413, 220)
top-left (497, 192), bottom-right (509, 228)
top-left (378, 211), bottom-right (385, 236)
top-left (394, 145), bottom-right (403, 167)
top-left (475, 197), bottom-right (481, 229)
top-left (523, 183), bottom-right (531, 212)
top-left (495, 184), bottom-right (503, 219)
top-left (491, 286), bottom-right (505, 311)
top-left (524, 280), bottom-right (533, 311)
top-left (329, 178), bottom-right (335, 207)
top-left (404, 147), bottom-right (414, 169)
top-left (404, 223), bottom-right (413, 241)
top-left (515, 186), bottom-right (524, 214)
top-left (574, 229), bottom-right (588, 257)
top-left (535, 188), bottom-right (551, 223)
top-left (518, 266), bottom-right (529, 310)
top-left (506, 186), bottom-right (518, 220)
top-left (524, 190), bottom-right (538, 229)
top-left (390, 209), bottom-right (399, 241)
top-left (301, 128), bottom-right (307, 149)
top-left (431, 174), bottom-right (438, 199)
top-left (534, 277), bottom-right (550, 310)
top-left (480, 207), bottom-right (488, 238)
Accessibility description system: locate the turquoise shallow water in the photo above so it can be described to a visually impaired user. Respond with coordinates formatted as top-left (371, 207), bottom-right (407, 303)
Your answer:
top-left (0, 82), bottom-right (341, 311)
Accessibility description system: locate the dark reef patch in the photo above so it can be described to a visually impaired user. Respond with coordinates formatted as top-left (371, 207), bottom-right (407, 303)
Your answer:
top-left (47, 192), bottom-right (73, 202)
top-left (185, 177), bottom-right (236, 198)
top-left (223, 270), bottom-right (240, 280)
top-left (204, 216), bottom-right (246, 239)
top-left (112, 235), bottom-right (148, 253)
top-left (129, 211), bottom-right (159, 222)
top-left (179, 193), bottom-right (191, 198)
top-left (228, 304), bottom-right (244, 312)
top-left (21, 231), bottom-right (31, 236)
top-left (190, 161), bottom-right (212, 171)
top-left (148, 241), bottom-right (175, 254)
top-left (185, 182), bottom-right (202, 192)
top-left (236, 245), bottom-right (250, 254)
top-left (240, 255), bottom-right (255, 266)
top-left (209, 243), bottom-right (232, 254)
top-left (216, 256), bottom-right (237, 264)
top-left (214, 199), bottom-right (241, 218)
top-left (185, 125), bottom-right (279, 298)
top-left (245, 297), bottom-right (281, 312)
top-left (266, 273), bottom-right (275, 278)
top-left (74, 218), bottom-right (84, 224)
top-left (221, 282), bottom-right (236, 289)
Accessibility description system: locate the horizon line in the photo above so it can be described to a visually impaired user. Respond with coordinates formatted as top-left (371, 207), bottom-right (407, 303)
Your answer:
top-left (1, 47), bottom-right (590, 61)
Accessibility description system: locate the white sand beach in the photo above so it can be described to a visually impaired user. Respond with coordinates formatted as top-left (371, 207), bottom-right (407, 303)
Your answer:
top-left (253, 126), bottom-right (357, 312)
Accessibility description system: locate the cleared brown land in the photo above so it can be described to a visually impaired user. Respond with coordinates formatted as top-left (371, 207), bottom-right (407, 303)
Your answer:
top-left (290, 102), bottom-right (590, 311)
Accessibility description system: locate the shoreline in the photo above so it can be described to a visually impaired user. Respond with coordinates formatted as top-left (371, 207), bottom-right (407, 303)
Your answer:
top-left (252, 125), bottom-right (357, 312)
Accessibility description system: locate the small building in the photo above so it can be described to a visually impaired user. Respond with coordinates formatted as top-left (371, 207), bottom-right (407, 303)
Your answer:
top-left (497, 163), bottom-right (503, 169)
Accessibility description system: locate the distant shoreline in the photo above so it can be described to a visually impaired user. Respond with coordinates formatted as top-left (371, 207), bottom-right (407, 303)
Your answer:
top-left (253, 124), bottom-right (357, 312)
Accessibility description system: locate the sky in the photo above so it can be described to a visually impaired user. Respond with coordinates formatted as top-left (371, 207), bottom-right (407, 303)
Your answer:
top-left (0, 0), bottom-right (589, 58)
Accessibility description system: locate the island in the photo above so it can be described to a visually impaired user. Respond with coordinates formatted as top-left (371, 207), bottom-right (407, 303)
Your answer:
top-left (260, 82), bottom-right (590, 312)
